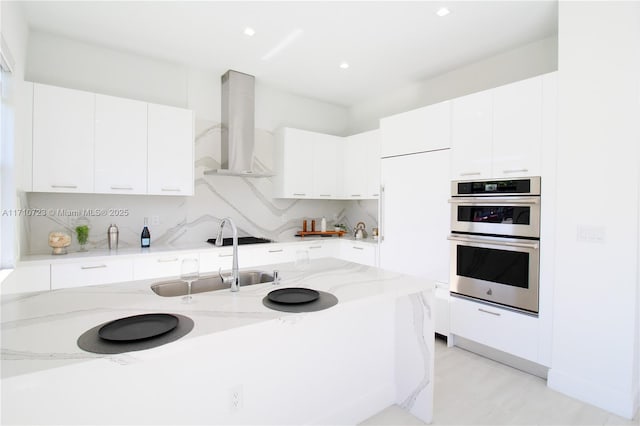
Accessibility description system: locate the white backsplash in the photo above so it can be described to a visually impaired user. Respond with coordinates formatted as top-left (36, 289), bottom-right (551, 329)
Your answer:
top-left (23, 120), bottom-right (378, 255)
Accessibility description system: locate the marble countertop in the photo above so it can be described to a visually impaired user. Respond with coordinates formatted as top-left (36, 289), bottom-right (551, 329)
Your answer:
top-left (18, 236), bottom-right (379, 265)
top-left (1, 258), bottom-right (432, 379)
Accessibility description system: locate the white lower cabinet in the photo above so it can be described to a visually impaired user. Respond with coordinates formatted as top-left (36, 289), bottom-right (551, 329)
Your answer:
top-left (51, 259), bottom-right (133, 290)
top-left (246, 245), bottom-right (293, 267)
top-left (450, 296), bottom-right (539, 363)
top-left (299, 241), bottom-right (337, 259)
top-left (339, 241), bottom-right (377, 266)
top-left (199, 248), bottom-right (237, 273)
top-left (133, 253), bottom-right (199, 281)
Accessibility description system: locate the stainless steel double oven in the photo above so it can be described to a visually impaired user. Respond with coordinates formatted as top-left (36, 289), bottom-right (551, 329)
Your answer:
top-left (449, 177), bottom-right (541, 314)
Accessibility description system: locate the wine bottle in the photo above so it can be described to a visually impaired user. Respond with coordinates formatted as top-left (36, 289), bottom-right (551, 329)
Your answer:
top-left (141, 217), bottom-right (151, 248)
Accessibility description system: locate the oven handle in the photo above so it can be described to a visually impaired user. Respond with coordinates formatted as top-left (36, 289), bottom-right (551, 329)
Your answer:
top-left (447, 234), bottom-right (539, 250)
top-left (448, 196), bottom-right (540, 205)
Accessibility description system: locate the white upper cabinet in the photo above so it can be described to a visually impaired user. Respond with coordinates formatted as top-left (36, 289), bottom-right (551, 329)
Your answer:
top-left (31, 83), bottom-right (194, 196)
top-left (274, 127), bottom-right (379, 200)
top-left (380, 100), bottom-right (451, 158)
top-left (313, 134), bottom-right (341, 198)
top-left (273, 128), bottom-right (315, 198)
top-left (343, 129), bottom-right (380, 199)
top-left (365, 130), bottom-right (381, 198)
top-left (94, 94), bottom-right (148, 194)
top-left (32, 83), bottom-right (95, 193)
top-left (492, 76), bottom-right (543, 178)
top-left (343, 132), bottom-right (369, 199)
top-left (450, 73), bottom-right (551, 180)
top-left (147, 103), bottom-right (194, 196)
top-left (450, 90), bottom-right (493, 179)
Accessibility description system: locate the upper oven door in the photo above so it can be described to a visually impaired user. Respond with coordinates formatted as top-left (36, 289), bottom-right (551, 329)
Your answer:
top-left (450, 196), bottom-right (540, 238)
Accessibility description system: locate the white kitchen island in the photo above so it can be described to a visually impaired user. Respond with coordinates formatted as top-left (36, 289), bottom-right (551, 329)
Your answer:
top-left (1, 258), bottom-right (434, 425)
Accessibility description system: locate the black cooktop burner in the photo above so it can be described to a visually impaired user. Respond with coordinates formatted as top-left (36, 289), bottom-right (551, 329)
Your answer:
top-left (206, 237), bottom-right (272, 246)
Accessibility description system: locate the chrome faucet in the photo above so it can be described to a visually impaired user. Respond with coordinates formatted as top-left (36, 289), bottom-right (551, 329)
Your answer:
top-left (214, 217), bottom-right (240, 292)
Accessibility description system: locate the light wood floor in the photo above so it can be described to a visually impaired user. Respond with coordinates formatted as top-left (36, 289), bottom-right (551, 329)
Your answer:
top-left (360, 337), bottom-right (638, 425)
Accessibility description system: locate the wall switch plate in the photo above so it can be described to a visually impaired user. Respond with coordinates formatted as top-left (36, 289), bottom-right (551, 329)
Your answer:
top-left (576, 225), bottom-right (605, 243)
top-left (151, 216), bottom-right (160, 226)
top-left (229, 385), bottom-right (243, 411)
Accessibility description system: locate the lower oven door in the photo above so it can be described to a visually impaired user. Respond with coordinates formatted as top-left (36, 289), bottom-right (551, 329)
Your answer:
top-left (448, 234), bottom-right (540, 314)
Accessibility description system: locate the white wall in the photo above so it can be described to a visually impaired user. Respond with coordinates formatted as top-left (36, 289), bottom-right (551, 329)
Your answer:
top-left (347, 35), bottom-right (558, 134)
top-left (26, 31), bottom-right (349, 136)
top-left (548, 1), bottom-right (640, 419)
top-left (0, 1), bottom-right (29, 268)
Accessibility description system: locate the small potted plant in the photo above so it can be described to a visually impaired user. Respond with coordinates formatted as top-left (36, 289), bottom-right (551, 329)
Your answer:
top-left (334, 223), bottom-right (347, 232)
top-left (75, 218), bottom-right (90, 252)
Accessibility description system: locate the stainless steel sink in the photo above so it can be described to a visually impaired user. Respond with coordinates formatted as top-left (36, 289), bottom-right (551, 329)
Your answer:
top-left (151, 271), bottom-right (274, 297)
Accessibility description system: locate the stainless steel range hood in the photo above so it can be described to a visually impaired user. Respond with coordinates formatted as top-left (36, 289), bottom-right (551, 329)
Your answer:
top-left (204, 70), bottom-right (273, 177)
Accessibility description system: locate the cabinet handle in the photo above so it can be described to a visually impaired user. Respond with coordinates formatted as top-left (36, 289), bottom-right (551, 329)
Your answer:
top-left (51, 184), bottom-right (77, 189)
top-left (503, 169), bottom-right (529, 174)
top-left (268, 249), bottom-right (284, 253)
top-left (81, 264), bottom-right (107, 270)
top-left (319, 194), bottom-right (332, 197)
top-left (351, 194), bottom-right (362, 197)
top-left (110, 185), bottom-right (133, 190)
top-left (161, 187), bottom-right (181, 192)
top-left (293, 193), bottom-right (307, 196)
top-left (352, 246), bottom-right (365, 250)
top-left (371, 193), bottom-right (379, 197)
top-left (460, 172), bottom-right (481, 177)
top-left (219, 253), bottom-right (233, 258)
top-left (478, 308), bottom-right (501, 317)
top-left (309, 246), bottom-right (322, 249)
top-left (157, 257), bottom-right (179, 263)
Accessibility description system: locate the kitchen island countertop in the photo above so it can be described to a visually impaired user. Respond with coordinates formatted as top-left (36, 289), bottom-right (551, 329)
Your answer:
top-left (1, 258), bottom-right (434, 425)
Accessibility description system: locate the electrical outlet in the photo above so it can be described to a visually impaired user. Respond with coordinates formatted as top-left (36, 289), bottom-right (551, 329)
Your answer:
top-left (229, 385), bottom-right (243, 411)
top-left (151, 216), bottom-right (160, 226)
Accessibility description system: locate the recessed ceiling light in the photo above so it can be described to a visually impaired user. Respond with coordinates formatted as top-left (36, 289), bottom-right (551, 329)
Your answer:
top-left (244, 27), bottom-right (256, 37)
top-left (436, 7), bottom-right (451, 17)
top-left (339, 62), bottom-right (350, 69)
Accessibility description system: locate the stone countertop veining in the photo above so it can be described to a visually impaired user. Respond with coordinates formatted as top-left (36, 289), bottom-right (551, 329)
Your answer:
top-left (1, 257), bottom-right (432, 379)
top-left (17, 236), bottom-right (378, 265)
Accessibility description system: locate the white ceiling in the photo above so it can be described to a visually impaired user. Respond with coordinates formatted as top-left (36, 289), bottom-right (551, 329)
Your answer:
top-left (20, 1), bottom-right (558, 107)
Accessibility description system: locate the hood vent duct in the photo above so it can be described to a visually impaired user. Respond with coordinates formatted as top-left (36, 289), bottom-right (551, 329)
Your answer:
top-left (204, 70), bottom-right (273, 177)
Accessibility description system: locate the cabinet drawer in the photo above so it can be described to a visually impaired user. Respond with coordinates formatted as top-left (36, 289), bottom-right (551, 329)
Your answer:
top-left (450, 296), bottom-right (539, 362)
top-left (248, 245), bottom-right (292, 266)
top-left (51, 259), bottom-right (133, 289)
top-left (133, 254), bottom-right (199, 280)
top-left (340, 242), bottom-right (377, 266)
top-left (301, 242), bottom-right (336, 259)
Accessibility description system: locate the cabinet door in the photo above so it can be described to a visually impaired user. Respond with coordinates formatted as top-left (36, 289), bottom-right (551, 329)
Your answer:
top-left (313, 134), bottom-right (341, 198)
top-left (380, 100), bottom-right (450, 158)
top-left (273, 128), bottom-right (314, 198)
top-left (492, 76), bottom-right (542, 178)
top-left (365, 130), bottom-right (381, 198)
top-left (380, 149), bottom-right (450, 282)
top-left (32, 84), bottom-right (95, 193)
top-left (343, 133), bottom-right (368, 199)
top-left (147, 104), bottom-right (194, 196)
top-left (450, 297), bottom-right (539, 363)
top-left (339, 241), bottom-right (377, 266)
top-left (94, 95), bottom-right (148, 194)
top-left (51, 259), bottom-right (133, 289)
top-left (450, 90), bottom-right (493, 180)
top-left (133, 253), bottom-right (199, 280)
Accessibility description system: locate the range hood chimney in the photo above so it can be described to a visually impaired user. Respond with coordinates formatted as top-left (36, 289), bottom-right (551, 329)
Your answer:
top-left (204, 70), bottom-right (273, 177)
